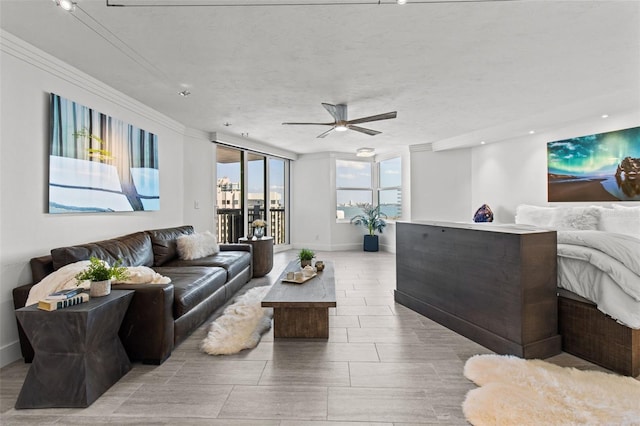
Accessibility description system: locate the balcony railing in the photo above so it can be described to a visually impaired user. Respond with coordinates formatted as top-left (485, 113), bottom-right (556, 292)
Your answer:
top-left (216, 207), bottom-right (286, 244)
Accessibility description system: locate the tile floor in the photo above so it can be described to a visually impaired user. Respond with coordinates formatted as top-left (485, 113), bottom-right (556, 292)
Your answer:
top-left (0, 250), bottom-right (614, 425)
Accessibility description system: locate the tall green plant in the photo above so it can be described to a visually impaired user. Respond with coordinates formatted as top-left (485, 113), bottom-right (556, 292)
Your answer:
top-left (350, 203), bottom-right (387, 236)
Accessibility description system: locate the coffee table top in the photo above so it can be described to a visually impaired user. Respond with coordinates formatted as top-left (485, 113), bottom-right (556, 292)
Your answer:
top-left (261, 260), bottom-right (336, 308)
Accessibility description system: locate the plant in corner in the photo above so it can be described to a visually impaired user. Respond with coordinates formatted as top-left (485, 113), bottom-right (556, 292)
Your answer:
top-left (350, 203), bottom-right (387, 252)
top-left (75, 256), bottom-right (129, 297)
top-left (297, 248), bottom-right (315, 267)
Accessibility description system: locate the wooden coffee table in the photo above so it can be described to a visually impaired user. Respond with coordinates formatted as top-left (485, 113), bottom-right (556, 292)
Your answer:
top-left (262, 260), bottom-right (336, 338)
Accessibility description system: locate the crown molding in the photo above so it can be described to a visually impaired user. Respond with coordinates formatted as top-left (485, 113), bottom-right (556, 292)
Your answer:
top-left (1, 30), bottom-right (185, 134)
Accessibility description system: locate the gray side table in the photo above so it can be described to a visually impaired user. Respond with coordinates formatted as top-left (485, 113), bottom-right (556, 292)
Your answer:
top-left (15, 289), bottom-right (134, 409)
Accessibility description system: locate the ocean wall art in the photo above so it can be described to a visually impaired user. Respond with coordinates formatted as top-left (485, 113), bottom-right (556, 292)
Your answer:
top-left (49, 93), bottom-right (160, 213)
top-left (547, 126), bottom-right (640, 202)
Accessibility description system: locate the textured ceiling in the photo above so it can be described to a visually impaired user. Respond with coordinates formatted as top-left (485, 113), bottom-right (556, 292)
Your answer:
top-left (1, 0), bottom-right (639, 155)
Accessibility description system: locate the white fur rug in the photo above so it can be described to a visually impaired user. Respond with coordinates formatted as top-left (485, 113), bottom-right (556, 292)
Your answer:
top-left (463, 354), bottom-right (640, 426)
top-left (201, 285), bottom-right (273, 355)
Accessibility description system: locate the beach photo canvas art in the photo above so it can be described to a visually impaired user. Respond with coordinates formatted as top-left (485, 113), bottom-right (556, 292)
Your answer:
top-left (49, 94), bottom-right (160, 213)
top-left (547, 126), bottom-right (640, 202)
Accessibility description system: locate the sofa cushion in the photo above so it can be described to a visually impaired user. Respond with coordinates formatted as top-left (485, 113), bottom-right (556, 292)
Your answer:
top-left (147, 226), bottom-right (194, 266)
top-left (164, 251), bottom-right (251, 281)
top-left (51, 232), bottom-right (154, 271)
top-left (154, 266), bottom-right (227, 319)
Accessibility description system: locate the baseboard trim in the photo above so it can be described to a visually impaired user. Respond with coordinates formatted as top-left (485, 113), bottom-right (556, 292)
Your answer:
top-left (1, 340), bottom-right (24, 368)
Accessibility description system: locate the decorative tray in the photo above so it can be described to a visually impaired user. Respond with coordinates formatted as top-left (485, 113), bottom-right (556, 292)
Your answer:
top-left (281, 273), bottom-right (317, 284)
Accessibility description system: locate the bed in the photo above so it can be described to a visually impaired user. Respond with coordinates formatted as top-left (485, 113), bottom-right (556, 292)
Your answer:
top-left (516, 204), bottom-right (640, 377)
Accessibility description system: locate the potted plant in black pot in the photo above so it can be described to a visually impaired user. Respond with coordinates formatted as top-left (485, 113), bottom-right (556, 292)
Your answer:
top-left (350, 203), bottom-right (387, 252)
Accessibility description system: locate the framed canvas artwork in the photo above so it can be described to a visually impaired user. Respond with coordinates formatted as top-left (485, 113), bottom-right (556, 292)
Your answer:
top-left (49, 93), bottom-right (160, 213)
top-left (547, 126), bottom-right (640, 202)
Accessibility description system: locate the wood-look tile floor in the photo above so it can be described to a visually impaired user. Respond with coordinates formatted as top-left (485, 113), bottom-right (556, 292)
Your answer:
top-left (0, 250), bottom-right (613, 425)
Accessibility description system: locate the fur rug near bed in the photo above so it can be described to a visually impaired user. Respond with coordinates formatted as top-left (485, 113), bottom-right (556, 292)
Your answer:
top-left (201, 285), bottom-right (273, 355)
top-left (463, 354), bottom-right (640, 426)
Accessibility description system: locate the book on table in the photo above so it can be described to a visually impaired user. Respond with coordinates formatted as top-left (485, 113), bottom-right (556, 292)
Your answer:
top-left (38, 293), bottom-right (90, 311)
top-left (47, 287), bottom-right (85, 300)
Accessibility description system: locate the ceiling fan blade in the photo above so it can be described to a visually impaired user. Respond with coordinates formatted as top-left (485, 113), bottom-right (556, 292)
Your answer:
top-left (347, 111), bottom-right (397, 125)
top-left (317, 128), bottom-right (336, 138)
top-left (348, 125), bottom-right (381, 136)
top-left (322, 103), bottom-right (347, 122)
top-left (282, 122), bottom-right (335, 126)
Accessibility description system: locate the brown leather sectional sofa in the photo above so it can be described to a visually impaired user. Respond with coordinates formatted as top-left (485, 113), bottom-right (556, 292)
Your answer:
top-left (12, 225), bottom-right (252, 365)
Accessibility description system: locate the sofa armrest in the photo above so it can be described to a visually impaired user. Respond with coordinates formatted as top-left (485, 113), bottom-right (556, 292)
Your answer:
top-left (219, 243), bottom-right (252, 253)
top-left (112, 283), bottom-right (175, 365)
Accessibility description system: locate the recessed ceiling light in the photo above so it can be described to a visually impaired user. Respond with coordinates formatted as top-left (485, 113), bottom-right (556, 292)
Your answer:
top-left (397, 0), bottom-right (407, 4)
top-left (601, 114), bottom-right (609, 119)
top-left (178, 90), bottom-right (191, 97)
top-left (480, 141), bottom-right (486, 145)
top-left (529, 130), bottom-right (535, 135)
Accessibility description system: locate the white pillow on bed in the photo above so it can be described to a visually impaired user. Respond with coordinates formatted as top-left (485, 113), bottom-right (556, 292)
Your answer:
top-left (177, 231), bottom-right (219, 260)
top-left (550, 206), bottom-right (601, 231)
top-left (515, 205), bottom-right (557, 227)
top-left (601, 205), bottom-right (640, 239)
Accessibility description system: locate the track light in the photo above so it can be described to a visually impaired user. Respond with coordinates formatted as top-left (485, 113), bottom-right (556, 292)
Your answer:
top-left (53, 0), bottom-right (76, 11)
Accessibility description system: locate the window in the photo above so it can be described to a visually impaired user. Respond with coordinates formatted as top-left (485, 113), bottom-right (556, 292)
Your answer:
top-left (378, 157), bottom-right (402, 220)
top-left (336, 159), bottom-right (372, 220)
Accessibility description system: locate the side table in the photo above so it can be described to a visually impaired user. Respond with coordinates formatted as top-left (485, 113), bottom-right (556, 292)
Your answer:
top-left (14, 289), bottom-right (134, 409)
top-left (239, 236), bottom-right (274, 277)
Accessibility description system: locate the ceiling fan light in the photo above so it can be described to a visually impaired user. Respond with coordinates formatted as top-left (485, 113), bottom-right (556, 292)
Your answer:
top-left (356, 147), bottom-right (375, 157)
top-left (335, 124), bottom-right (348, 132)
top-left (56, 0), bottom-right (76, 11)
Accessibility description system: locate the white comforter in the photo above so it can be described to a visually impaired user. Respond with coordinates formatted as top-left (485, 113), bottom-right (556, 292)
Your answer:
top-left (26, 261), bottom-right (171, 307)
top-left (557, 230), bottom-right (640, 328)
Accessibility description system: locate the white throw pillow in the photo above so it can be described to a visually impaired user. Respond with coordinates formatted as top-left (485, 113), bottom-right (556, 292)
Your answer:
top-left (601, 205), bottom-right (640, 239)
top-left (550, 206), bottom-right (601, 231)
top-left (515, 205), bottom-right (557, 227)
top-left (177, 231), bottom-right (219, 260)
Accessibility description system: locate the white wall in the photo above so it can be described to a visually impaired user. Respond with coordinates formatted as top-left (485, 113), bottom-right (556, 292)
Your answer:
top-left (471, 111), bottom-right (640, 223)
top-left (0, 32), bottom-right (195, 366)
top-left (410, 144), bottom-right (473, 222)
top-left (291, 154), bottom-right (335, 251)
top-left (183, 129), bottom-right (217, 232)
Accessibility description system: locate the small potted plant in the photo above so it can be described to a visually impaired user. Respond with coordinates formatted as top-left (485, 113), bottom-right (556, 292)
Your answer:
top-left (350, 203), bottom-right (387, 252)
top-left (252, 218), bottom-right (268, 238)
top-left (75, 256), bottom-right (129, 297)
top-left (297, 248), bottom-right (315, 267)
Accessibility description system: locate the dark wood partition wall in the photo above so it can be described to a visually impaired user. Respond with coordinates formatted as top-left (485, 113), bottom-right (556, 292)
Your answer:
top-left (394, 221), bottom-right (561, 359)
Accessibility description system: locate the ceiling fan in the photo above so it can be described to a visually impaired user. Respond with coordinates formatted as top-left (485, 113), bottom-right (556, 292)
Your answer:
top-left (282, 103), bottom-right (397, 138)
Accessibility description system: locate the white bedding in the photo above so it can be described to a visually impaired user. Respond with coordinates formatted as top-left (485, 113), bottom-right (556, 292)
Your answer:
top-left (26, 261), bottom-right (171, 307)
top-left (557, 230), bottom-right (640, 329)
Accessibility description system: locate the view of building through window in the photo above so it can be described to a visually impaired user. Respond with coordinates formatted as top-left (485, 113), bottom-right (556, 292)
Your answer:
top-left (216, 145), bottom-right (289, 244)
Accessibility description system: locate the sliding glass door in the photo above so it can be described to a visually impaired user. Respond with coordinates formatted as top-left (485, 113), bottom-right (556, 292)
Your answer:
top-left (216, 145), bottom-right (289, 245)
